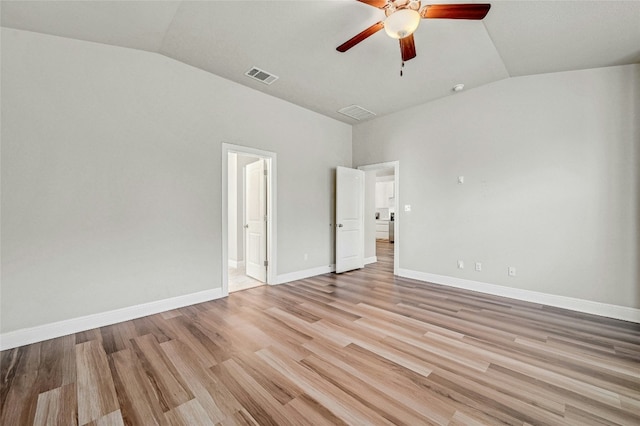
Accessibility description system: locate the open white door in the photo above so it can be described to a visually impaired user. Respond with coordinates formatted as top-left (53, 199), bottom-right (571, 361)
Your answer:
top-left (245, 159), bottom-right (267, 282)
top-left (336, 166), bottom-right (365, 273)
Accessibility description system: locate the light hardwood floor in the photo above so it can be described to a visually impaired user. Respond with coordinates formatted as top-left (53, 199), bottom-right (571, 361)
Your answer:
top-left (2, 241), bottom-right (639, 425)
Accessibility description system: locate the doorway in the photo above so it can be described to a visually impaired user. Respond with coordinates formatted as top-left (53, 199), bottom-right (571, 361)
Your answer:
top-left (222, 144), bottom-right (277, 295)
top-left (358, 161), bottom-right (399, 275)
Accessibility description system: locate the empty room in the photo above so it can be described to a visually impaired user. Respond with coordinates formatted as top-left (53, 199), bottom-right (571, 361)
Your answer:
top-left (1, 1), bottom-right (639, 425)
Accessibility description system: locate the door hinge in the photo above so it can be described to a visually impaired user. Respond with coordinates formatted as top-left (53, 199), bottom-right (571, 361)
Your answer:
top-left (264, 169), bottom-right (268, 176)
top-left (264, 260), bottom-right (268, 267)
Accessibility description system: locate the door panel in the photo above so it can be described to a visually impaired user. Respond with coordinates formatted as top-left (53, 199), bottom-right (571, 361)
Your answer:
top-left (245, 159), bottom-right (267, 282)
top-left (336, 167), bottom-right (364, 273)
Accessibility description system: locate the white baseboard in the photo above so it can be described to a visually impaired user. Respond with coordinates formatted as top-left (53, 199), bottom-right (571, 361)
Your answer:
top-left (228, 259), bottom-right (245, 269)
top-left (276, 264), bottom-right (336, 285)
top-left (398, 269), bottom-right (640, 323)
top-left (0, 288), bottom-right (224, 351)
top-left (275, 258), bottom-right (376, 285)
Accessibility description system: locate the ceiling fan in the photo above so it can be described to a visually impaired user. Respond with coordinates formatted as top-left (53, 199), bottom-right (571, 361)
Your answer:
top-left (337, 1), bottom-right (491, 64)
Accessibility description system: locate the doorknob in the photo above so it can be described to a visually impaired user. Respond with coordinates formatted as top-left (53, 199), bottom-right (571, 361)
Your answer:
top-left (244, 224), bottom-right (249, 228)
top-left (338, 224), bottom-right (343, 228)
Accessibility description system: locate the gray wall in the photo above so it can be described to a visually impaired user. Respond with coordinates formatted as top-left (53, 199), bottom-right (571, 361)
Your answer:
top-left (353, 64), bottom-right (640, 309)
top-left (1, 28), bottom-right (351, 333)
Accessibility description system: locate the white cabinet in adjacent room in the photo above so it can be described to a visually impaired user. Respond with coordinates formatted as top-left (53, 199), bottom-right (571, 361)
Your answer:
top-left (375, 181), bottom-right (394, 209)
top-left (375, 220), bottom-right (389, 240)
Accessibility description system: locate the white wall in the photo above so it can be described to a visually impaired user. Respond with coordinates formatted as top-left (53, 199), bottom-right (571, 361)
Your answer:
top-left (1, 28), bottom-right (351, 333)
top-left (353, 64), bottom-right (640, 310)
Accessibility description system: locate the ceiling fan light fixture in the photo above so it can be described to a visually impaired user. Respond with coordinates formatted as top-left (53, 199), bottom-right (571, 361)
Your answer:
top-left (384, 9), bottom-right (421, 39)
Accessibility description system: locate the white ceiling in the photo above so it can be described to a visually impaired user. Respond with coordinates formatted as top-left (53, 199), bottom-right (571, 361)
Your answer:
top-left (2, 1), bottom-right (640, 124)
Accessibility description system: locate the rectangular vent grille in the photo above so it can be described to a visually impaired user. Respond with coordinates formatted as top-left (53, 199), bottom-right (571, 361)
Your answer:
top-left (338, 105), bottom-right (376, 121)
top-left (245, 66), bottom-right (279, 85)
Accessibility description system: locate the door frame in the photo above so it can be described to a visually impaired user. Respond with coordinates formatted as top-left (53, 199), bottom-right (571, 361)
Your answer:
top-left (357, 161), bottom-right (400, 276)
top-left (222, 143), bottom-right (277, 296)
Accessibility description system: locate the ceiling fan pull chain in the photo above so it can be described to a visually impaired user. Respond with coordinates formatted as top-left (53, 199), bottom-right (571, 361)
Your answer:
top-left (400, 60), bottom-right (405, 77)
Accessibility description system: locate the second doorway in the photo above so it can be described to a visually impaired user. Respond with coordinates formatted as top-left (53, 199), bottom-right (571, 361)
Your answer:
top-left (228, 152), bottom-right (268, 292)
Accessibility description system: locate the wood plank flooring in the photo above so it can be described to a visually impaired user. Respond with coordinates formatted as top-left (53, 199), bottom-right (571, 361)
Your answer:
top-left (2, 241), bottom-right (639, 425)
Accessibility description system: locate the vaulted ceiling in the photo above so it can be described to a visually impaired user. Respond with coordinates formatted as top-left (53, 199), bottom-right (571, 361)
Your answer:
top-left (2, 1), bottom-right (640, 123)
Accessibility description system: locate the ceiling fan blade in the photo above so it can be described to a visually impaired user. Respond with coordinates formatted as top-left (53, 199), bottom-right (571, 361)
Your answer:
top-left (400, 34), bottom-right (416, 61)
top-left (357, 0), bottom-right (389, 9)
top-left (421, 3), bottom-right (491, 20)
top-left (336, 21), bottom-right (384, 52)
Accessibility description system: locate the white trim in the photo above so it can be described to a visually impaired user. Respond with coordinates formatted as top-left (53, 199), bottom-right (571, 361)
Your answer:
top-left (222, 143), bottom-right (277, 296)
top-left (398, 269), bottom-right (640, 323)
top-left (0, 288), bottom-right (224, 351)
top-left (276, 258), bottom-right (376, 283)
top-left (277, 265), bottom-right (336, 285)
top-left (228, 259), bottom-right (245, 269)
top-left (357, 161), bottom-right (399, 276)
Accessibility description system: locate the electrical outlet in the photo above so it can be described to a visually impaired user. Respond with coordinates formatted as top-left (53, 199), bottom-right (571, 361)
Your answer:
top-left (508, 267), bottom-right (516, 277)
top-left (458, 260), bottom-right (464, 269)
top-left (475, 262), bottom-right (482, 272)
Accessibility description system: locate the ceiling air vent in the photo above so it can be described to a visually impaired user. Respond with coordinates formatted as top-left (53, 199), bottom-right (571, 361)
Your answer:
top-left (338, 105), bottom-right (376, 121)
top-left (245, 66), bottom-right (279, 85)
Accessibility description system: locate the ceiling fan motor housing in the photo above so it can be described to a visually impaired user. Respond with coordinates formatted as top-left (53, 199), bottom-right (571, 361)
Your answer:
top-left (385, 0), bottom-right (422, 17)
